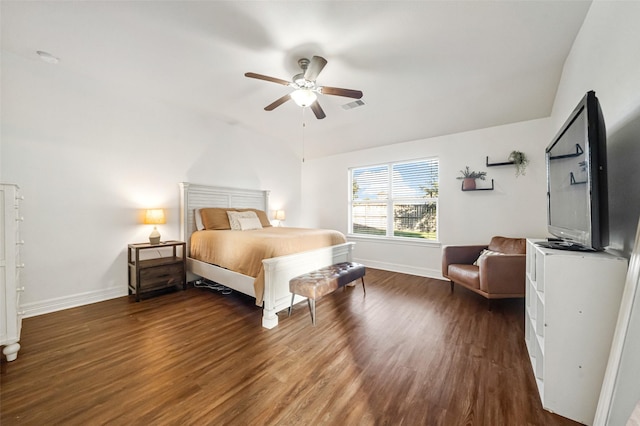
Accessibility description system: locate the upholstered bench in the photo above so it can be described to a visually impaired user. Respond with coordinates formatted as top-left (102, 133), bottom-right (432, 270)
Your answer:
top-left (288, 262), bottom-right (366, 325)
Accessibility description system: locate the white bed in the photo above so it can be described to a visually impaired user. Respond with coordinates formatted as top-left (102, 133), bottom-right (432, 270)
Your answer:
top-left (178, 182), bottom-right (355, 328)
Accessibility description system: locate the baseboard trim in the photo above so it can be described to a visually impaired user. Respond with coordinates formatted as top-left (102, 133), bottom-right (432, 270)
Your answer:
top-left (21, 287), bottom-right (127, 318)
top-left (352, 257), bottom-right (444, 280)
top-left (21, 262), bottom-right (444, 318)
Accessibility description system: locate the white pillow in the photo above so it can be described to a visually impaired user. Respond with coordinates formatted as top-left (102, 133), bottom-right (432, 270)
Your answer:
top-left (227, 210), bottom-right (259, 230)
top-left (238, 217), bottom-right (263, 231)
top-left (473, 249), bottom-right (504, 266)
top-left (195, 209), bottom-right (205, 230)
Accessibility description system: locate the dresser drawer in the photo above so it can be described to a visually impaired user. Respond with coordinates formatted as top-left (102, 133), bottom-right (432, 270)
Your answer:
top-left (138, 263), bottom-right (184, 291)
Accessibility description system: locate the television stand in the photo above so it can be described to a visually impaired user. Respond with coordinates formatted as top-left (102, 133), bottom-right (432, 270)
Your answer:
top-left (525, 239), bottom-right (628, 424)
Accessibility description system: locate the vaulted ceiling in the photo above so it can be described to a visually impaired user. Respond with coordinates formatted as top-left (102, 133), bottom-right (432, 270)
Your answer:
top-left (1, 1), bottom-right (592, 159)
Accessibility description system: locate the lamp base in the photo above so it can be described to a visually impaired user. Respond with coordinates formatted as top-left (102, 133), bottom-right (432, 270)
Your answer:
top-left (149, 226), bottom-right (161, 245)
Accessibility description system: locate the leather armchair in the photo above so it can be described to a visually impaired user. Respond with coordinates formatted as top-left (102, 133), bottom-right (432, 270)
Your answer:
top-left (442, 236), bottom-right (526, 301)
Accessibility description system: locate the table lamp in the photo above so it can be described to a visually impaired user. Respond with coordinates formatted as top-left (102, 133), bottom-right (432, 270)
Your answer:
top-left (144, 208), bottom-right (165, 245)
top-left (275, 210), bottom-right (286, 227)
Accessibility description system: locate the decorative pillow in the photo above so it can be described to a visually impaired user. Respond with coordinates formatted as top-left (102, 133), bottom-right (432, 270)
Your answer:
top-left (238, 217), bottom-right (263, 231)
top-left (473, 249), bottom-right (505, 266)
top-left (227, 210), bottom-right (259, 230)
top-left (236, 208), bottom-right (272, 228)
top-left (200, 208), bottom-right (233, 230)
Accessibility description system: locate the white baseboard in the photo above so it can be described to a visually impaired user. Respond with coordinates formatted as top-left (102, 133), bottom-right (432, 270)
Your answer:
top-left (353, 257), bottom-right (444, 281)
top-left (21, 287), bottom-right (127, 318)
top-left (20, 261), bottom-right (444, 318)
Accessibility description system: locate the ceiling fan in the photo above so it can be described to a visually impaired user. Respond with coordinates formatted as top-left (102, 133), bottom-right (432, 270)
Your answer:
top-left (244, 56), bottom-right (363, 120)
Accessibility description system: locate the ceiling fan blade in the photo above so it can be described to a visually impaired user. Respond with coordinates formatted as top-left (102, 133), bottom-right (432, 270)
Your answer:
top-left (264, 94), bottom-right (291, 111)
top-left (310, 100), bottom-right (326, 120)
top-left (304, 56), bottom-right (328, 81)
top-left (245, 72), bottom-right (291, 86)
top-left (320, 86), bottom-right (363, 99)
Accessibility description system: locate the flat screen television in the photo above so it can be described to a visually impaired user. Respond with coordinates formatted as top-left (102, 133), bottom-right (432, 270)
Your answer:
top-left (540, 90), bottom-right (609, 251)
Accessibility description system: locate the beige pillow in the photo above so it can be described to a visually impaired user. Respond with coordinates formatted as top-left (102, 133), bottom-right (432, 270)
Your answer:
top-left (200, 208), bottom-right (232, 230)
top-left (227, 211), bottom-right (259, 230)
top-left (200, 207), bottom-right (272, 230)
top-left (236, 208), bottom-right (272, 227)
top-left (238, 217), bottom-right (263, 231)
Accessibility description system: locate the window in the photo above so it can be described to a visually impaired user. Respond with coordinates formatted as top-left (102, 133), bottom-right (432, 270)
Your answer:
top-left (350, 158), bottom-right (439, 240)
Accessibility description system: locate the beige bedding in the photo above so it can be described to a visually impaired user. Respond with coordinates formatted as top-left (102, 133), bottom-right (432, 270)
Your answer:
top-left (190, 227), bottom-right (347, 305)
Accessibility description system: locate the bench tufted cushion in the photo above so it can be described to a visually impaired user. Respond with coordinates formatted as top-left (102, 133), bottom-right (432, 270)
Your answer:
top-left (289, 262), bottom-right (366, 300)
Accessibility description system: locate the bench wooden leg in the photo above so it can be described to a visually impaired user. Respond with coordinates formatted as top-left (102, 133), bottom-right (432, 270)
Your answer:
top-left (344, 277), bottom-right (366, 294)
top-left (307, 298), bottom-right (316, 326)
top-left (288, 293), bottom-right (295, 317)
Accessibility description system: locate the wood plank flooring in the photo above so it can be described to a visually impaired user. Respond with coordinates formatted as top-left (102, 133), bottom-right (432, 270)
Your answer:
top-left (1, 269), bottom-right (581, 425)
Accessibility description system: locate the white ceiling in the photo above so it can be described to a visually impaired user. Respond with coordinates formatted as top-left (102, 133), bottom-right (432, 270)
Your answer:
top-left (1, 1), bottom-right (592, 159)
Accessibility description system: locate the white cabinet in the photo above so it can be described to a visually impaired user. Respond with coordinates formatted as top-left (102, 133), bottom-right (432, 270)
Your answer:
top-left (1, 183), bottom-right (25, 362)
top-left (525, 239), bottom-right (628, 425)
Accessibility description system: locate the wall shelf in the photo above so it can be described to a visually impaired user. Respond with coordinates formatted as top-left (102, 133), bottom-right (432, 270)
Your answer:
top-left (461, 179), bottom-right (494, 191)
top-left (486, 156), bottom-right (514, 167)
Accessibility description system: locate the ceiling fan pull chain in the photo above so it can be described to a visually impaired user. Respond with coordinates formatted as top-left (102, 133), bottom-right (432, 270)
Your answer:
top-left (301, 108), bottom-right (306, 163)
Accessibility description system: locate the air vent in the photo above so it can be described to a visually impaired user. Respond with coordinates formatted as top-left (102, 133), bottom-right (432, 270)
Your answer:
top-left (342, 99), bottom-right (365, 110)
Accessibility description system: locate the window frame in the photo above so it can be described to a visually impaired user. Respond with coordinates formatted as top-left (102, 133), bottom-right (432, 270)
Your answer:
top-left (349, 157), bottom-right (439, 243)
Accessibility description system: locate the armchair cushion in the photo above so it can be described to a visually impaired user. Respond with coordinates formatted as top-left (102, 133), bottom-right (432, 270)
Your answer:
top-left (446, 264), bottom-right (480, 290)
top-left (488, 236), bottom-right (526, 255)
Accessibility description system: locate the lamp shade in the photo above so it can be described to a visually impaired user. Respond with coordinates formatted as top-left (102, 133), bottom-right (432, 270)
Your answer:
top-left (144, 209), bottom-right (166, 225)
top-left (290, 89), bottom-right (317, 107)
top-left (274, 210), bottom-right (286, 221)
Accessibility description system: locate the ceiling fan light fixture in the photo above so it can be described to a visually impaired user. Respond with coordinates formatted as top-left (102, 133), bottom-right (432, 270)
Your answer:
top-left (290, 89), bottom-right (317, 107)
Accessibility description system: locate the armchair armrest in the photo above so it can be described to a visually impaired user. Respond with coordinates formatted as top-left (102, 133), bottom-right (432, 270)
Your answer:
top-left (441, 245), bottom-right (487, 278)
top-left (479, 254), bottom-right (526, 294)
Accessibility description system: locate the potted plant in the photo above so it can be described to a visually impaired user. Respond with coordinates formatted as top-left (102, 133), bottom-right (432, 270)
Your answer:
top-left (509, 151), bottom-right (529, 177)
top-left (457, 166), bottom-right (487, 190)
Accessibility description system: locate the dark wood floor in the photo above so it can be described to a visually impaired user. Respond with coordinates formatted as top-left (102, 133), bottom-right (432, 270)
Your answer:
top-left (1, 269), bottom-right (580, 425)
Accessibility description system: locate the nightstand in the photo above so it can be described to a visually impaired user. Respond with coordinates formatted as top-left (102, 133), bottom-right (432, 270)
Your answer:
top-left (127, 240), bottom-right (186, 301)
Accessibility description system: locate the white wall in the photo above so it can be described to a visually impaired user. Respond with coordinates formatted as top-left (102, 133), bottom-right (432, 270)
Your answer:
top-left (552, 2), bottom-right (640, 425)
top-left (551, 1), bottom-right (640, 134)
top-left (302, 118), bottom-right (552, 278)
top-left (1, 51), bottom-right (302, 316)
top-left (551, 0), bottom-right (640, 258)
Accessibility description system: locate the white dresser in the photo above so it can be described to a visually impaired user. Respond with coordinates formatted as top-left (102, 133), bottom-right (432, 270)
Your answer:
top-left (1, 183), bottom-right (25, 362)
top-left (525, 239), bottom-right (628, 425)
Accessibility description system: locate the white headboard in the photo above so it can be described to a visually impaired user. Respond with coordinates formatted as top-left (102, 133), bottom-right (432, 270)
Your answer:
top-left (178, 182), bottom-right (270, 256)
